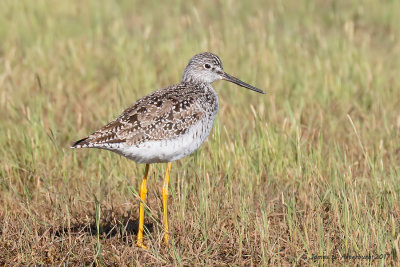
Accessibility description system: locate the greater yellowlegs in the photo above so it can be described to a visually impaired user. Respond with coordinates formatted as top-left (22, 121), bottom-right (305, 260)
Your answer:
top-left (71, 52), bottom-right (265, 248)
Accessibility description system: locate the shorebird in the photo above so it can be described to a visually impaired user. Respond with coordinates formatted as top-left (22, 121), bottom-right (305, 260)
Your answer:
top-left (71, 52), bottom-right (265, 248)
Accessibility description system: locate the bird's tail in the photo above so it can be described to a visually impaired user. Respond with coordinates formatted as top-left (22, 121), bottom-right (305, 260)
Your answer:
top-left (71, 137), bottom-right (90, 148)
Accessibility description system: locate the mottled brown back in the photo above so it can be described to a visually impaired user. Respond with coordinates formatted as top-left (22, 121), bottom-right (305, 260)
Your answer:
top-left (72, 82), bottom-right (218, 148)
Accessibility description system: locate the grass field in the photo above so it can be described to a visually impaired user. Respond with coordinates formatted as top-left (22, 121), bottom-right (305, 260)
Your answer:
top-left (1, 0), bottom-right (400, 265)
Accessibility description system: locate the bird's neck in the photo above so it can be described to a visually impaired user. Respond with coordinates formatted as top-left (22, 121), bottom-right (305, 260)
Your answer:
top-left (181, 77), bottom-right (211, 88)
top-left (181, 75), bottom-right (199, 84)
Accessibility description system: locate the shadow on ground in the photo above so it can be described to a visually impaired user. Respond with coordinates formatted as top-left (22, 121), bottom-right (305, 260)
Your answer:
top-left (52, 213), bottom-right (154, 240)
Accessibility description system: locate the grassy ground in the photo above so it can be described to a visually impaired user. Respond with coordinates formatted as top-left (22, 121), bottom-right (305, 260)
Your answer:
top-left (1, 0), bottom-right (399, 265)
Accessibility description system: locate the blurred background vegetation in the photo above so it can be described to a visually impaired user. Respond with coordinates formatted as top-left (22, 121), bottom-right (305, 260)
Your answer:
top-left (0, 0), bottom-right (399, 265)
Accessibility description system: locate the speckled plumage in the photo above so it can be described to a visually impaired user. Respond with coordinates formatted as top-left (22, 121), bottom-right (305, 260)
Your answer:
top-left (72, 52), bottom-right (264, 163)
top-left (71, 52), bottom-right (265, 248)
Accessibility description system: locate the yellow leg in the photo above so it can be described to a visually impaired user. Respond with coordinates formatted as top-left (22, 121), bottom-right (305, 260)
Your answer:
top-left (162, 162), bottom-right (172, 245)
top-left (137, 164), bottom-right (150, 249)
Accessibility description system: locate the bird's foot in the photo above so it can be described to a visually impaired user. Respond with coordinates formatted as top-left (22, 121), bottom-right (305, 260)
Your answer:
top-left (136, 241), bottom-right (147, 249)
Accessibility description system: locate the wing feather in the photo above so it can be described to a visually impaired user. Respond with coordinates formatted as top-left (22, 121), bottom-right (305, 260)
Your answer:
top-left (71, 84), bottom-right (207, 148)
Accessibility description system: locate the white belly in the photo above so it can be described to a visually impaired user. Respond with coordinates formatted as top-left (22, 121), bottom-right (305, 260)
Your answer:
top-left (107, 118), bottom-right (215, 163)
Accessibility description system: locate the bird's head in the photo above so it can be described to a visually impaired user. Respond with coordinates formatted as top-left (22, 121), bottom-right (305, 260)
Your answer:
top-left (182, 52), bottom-right (265, 94)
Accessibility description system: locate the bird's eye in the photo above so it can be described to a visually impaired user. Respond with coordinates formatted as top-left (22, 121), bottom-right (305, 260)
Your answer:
top-left (204, 63), bottom-right (211, 69)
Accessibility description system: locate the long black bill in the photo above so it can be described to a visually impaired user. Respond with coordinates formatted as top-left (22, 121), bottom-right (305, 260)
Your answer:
top-left (221, 72), bottom-right (265, 94)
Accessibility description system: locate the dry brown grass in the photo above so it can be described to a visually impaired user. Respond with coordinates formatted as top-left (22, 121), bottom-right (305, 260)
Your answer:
top-left (1, 0), bottom-right (400, 265)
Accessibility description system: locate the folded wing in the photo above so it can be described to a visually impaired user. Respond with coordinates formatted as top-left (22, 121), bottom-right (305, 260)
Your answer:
top-left (72, 84), bottom-right (205, 149)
